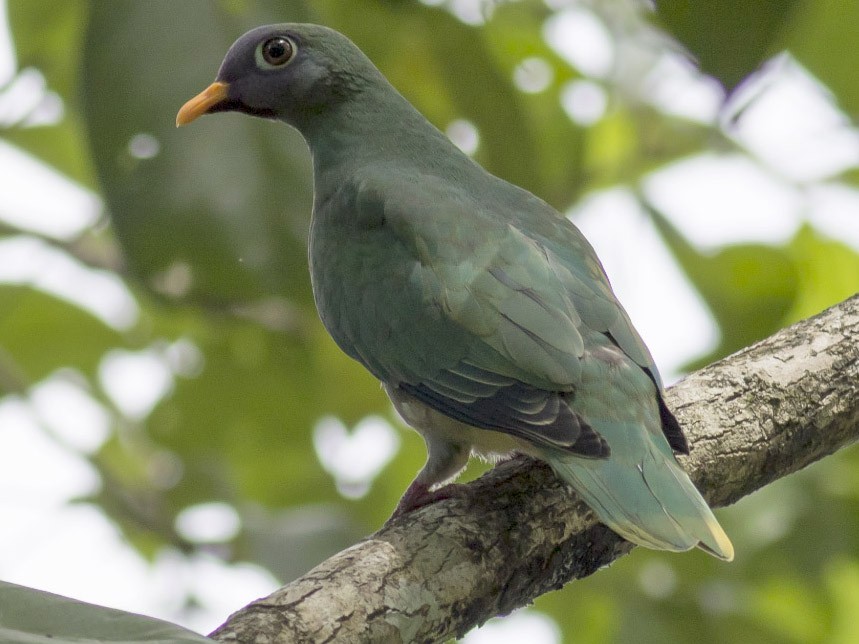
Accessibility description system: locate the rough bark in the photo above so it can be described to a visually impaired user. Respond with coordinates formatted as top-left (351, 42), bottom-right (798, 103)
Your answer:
top-left (211, 294), bottom-right (859, 643)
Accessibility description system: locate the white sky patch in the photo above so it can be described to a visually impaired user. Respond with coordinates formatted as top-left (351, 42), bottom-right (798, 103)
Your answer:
top-left (128, 132), bottom-right (160, 160)
top-left (570, 188), bottom-right (718, 381)
top-left (146, 449), bottom-right (185, 492)
top-left (449, 0), bottom-right (488, 26)
top-left (643, 153), bottom-right (802, 249)
top-left (175, 502), bottom-right (241, 544)
top-left (163, 337), bottom-right (205, 378)
top-left (0, 497), bottom-right (276, 634)
top-left (0, 139), bottom-right (101, 240)
top-left (513, 57), bottom-right (554, 94)
top-left (152, 260), bottom-right (194, 299)
top-left (464, 609), bottom-right (562, 644)
top-left (0, 504), bottom-right (153, 610)
top-left (0, 67), bottom-right (64, 127)
top-left (0, 483), bottom-right (277, 633)
top-left (543, 7), bottom-right (614, 78)
top-left (0, 397), bottom-right (101, 503)
top-left (730, 58), bottom-right (859, 182)
top-left (806, 183), bottom-right (859, 251)
top-left (156, 552), bottom-right (278, 634)
top-left (29, 372), bottom-right (111, 454)
top-left (98, 348), bottom-right (174, 420)
top-left (446, 119), bottom-right (480, 156)
top-left (0, 67), bottom-right (43, 124)
top-left (0, 0), bottom-right (62, 128)
top-left (641, 52), bottom-right (724, 124)
top-left (638, 560), bottom-right (678, 600)
top-left (0, 235), bottom-right (138, 329)
top-left (22, 84), bottom-right (64, 126)
top-left (560, 79), bottom-right (607, 125)
top-left (313, 415), bottom-right (400, 499)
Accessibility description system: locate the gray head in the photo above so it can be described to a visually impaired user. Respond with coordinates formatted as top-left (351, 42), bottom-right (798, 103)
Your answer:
top-left (177, 23), bottom-right (385, 130)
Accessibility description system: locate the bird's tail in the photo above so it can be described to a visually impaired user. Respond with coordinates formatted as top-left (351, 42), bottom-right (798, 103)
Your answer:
top-left (544, 422), bottom-right (734, 561)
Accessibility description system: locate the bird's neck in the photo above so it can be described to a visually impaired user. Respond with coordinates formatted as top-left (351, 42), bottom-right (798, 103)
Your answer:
top-left (299, 84), bottom-right (481, 203)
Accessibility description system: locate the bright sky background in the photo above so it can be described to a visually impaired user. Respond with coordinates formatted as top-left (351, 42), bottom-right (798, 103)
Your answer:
top-left (0, 0), bottom-right (858, 640)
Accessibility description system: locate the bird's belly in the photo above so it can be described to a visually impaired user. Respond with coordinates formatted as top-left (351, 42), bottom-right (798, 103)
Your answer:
top-left (386, 383), bottom-right (529, 461)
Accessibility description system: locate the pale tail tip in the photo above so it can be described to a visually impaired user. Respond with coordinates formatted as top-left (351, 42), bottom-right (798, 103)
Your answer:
top-left (699, 519), bottom-right (734, 562)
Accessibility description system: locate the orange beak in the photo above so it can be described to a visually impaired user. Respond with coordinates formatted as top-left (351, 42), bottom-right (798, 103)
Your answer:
top-left (176, 81), bottom-right (230, 127)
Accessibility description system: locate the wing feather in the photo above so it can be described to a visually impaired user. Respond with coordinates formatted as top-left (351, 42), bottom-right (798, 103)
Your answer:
top-left (324, 172), bottom-right (679, 456)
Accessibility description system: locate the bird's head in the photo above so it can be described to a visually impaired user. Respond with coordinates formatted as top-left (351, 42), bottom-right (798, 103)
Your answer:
top-left (176, 23), bottom-right (379, 130)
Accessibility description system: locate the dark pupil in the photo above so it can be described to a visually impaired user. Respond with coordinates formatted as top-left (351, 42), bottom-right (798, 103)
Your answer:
top-left (263, 38), bottom-right (291, 65)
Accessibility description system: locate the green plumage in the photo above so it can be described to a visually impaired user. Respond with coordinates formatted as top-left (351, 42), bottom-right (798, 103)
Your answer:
top-left (179, 23), bottom-right (733, 560)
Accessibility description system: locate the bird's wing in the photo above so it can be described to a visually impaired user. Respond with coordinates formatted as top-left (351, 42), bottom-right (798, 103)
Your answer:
top-left (338, 173), bottom-right (677, 456)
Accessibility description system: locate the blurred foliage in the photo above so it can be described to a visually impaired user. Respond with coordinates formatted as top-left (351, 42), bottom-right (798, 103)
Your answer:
top-left (645, 204), bottom-right (800, 369)
top-left (1, 0), bottom-right (858, 641)
top-left (655, 0), bottom-right (804, 92)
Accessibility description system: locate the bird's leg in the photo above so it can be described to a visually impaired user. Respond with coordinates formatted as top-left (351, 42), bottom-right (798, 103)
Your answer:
top-left (389, 438), bottom-right (471, 520)
top-left (390, 480), bottom-right (472, 519)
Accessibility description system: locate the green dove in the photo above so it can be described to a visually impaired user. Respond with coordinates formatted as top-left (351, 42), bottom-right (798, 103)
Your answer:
top-left (177, 24), bottom-right (733, 561)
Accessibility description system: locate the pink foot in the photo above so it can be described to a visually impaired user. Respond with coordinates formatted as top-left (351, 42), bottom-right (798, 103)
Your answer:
top-left (389, 481), bottom-right (471, 520)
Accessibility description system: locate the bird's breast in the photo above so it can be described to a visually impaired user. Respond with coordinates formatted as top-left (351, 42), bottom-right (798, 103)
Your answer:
top-left (307, 204), bottom-right (452, 382)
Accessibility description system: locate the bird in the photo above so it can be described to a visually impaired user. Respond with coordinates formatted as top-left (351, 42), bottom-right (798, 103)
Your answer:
top-left (176, 23), bottom-right (733, 561)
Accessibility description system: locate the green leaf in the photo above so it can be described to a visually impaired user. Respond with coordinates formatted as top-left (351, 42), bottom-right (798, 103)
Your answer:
top-left (6, 0), bottom-right (96, 186)
top-left (0, 284), bottom-right (123, 388)
top-left (826, 559), bottom-right (859, 644)
top-left (6, 0), bottom-right (87, 98)
top-left (787, 224), bottom-right (859, 321)
top-left (481, 1), bottom-right (587, 208)
top-left (750, 577), bottom-right (828, 643)
top-left (423, 11), bottom-right (547, 200)
top-left (783, 0), bottom-right (859, 118)
top-left (654, 0), bottom-right (802, 92)
top-left (585, 107), bottom-right (716, 191)
top-left (0, 580), bottom-right (213, 643)
top-left (81, 0), bottom-right (314, 305)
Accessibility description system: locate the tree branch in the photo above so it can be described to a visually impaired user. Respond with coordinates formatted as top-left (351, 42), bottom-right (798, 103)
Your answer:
top-left (211, 294), bottom-right (859, 643)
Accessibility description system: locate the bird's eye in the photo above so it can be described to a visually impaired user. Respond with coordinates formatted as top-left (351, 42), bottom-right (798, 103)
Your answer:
top-left (256, 37), bottom-right (296, 69)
